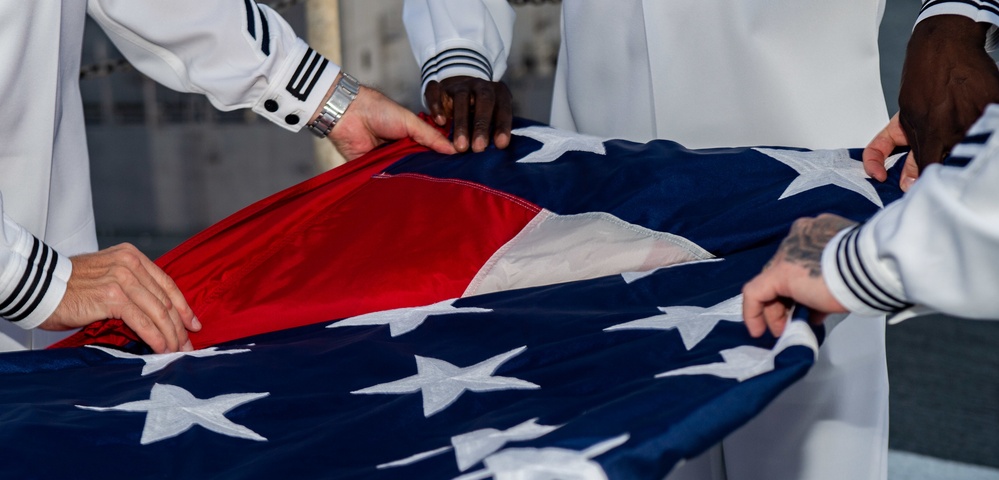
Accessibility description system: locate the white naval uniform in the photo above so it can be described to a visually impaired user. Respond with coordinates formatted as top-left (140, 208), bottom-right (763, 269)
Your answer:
top-left (403, 0), bottom-right (890, 149)
top-left (824, 103), bottom-right (999, 321)
top-left (0, 0), bottom-right (339, 350)
top-left (403, 2), bottom-right (893, 479)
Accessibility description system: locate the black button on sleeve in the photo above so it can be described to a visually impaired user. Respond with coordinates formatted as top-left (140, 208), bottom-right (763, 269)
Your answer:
top-left (264, 99), bottom-right (279, 112)
top-left (285, 114), bottom-right (300, 125)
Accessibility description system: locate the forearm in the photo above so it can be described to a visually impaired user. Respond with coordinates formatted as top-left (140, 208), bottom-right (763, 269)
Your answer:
top-left (87, 0), bottom-right (338, 133)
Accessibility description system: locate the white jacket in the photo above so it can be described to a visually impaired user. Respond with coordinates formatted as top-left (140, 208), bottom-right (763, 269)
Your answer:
top-left (403, 0), bottom-right (890, 149)
top-left (0, 0), bottom-right (339, 349)
top-left (825, 104), bottom-right (999, 320)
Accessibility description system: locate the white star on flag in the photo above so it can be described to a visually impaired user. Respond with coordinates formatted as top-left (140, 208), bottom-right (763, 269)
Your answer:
top-left (327, 298), bottom-right (491, 337)
top-left (87, 345), bottom-right (251, 376)
top-left (77, 383), bottom-right (268, 444)
top-left (454, 434), bottom-right (629, 480)
top-left (656, 319), bottom-right (819, 382)
top-left (621, 258), bottom-right (724, 284)
top-left (755, 147), bottom-right (901, 208)
top-left (604, 295), bottom-right (743, 350)
top-left (512, 126), bottom-right (607, 163)
top-left (352, 346), bottom-right (539, 417)
top-left (378, 418), bottom-right (560, 472)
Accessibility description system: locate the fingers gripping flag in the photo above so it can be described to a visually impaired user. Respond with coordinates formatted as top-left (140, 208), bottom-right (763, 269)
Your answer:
top-left (8, 118), bottom-right (906, 478)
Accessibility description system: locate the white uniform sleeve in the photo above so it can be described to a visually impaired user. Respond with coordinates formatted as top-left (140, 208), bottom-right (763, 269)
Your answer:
top-left (917, 0), bottom-right (999, 48)
top-left (402, 0), bottom-right (515, 96)
top-left (0, 194), bottom-right (73, 330)
top-left (87, 0), bottom-right (339, 133)
top-left (822, 104), bottom-right (999, 319)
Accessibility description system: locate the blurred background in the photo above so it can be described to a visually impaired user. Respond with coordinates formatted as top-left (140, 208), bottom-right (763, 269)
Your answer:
top-left (80, 1), bottom-right (997, 477)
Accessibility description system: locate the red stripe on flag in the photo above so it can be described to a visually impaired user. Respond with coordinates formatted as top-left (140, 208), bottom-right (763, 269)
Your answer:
top-left (53, 132), bottom-right (540, 350)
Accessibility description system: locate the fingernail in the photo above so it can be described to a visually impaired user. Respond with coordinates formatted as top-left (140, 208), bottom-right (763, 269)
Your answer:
top-left (435, 115), bottom-right (446, 125)
top-left (455, 137), bottom-right (468, 152)
top-left (182, 340), bottom-right (194, 352)
top-left (901, 176), bottom-right (915, 191)
top-left (192, 316), bottom-right (202, 330)
top-left (473, 138), bottom-right (487, 152)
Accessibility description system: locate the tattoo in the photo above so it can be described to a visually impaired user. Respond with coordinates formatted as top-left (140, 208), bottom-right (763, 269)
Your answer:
top-left (775, 215), bottom-right (857, 277)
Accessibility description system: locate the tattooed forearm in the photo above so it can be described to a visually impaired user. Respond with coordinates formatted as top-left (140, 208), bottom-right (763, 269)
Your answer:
top-left (775, 214), bottom-right (858, 277)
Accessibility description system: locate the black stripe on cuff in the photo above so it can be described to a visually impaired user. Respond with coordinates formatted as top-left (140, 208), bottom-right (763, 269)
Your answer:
top-left (835, 227), bottom-right (912, 313)
top-left (944, 155), bottom-right (975, 167)
top-left (421, 48), bottom-right (493, 84)
top-left (1, 239), bottom-right (59, 323)
top-left (287, 48), bottom-right (329, 101)
top-left (846, 230), bottom-right (910, 308)
top-left (920, 0), bottom-right (999, 17)
top-left (944, 132), bottom-right (993, 167)
top-left (0, 237), bottom-right (39, 314)
top-left (6, 247), bottom-right (58, 323)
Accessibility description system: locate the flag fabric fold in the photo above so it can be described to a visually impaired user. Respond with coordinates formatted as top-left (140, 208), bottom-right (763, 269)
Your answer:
top-left (55, 119), bottom-right (904, 351)
top-left (7, 117), bottom-right (906, 479)
top-left (3, 246), bottom-right (818, 479)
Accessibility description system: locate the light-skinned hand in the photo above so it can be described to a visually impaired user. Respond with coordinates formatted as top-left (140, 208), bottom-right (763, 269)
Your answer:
top-left (742, 214), bottom-right (854, 338)
top-left (328, 85), bottom-right (457, 160)
top-left (41, 243), bottom-right (200, 353)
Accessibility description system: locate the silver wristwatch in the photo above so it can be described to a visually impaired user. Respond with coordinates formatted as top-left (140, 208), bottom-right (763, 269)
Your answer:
top-left (307, 72), bottom-right (361, 138)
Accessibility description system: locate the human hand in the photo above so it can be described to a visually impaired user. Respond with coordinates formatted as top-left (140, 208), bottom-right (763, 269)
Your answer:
top-left (328, 86), bottom-right (457, 161)
top-left (40, 243), bottom-right (201, 353)
top-left (424, 76), bottom-right (513, 153)
top-left (897, 15), bottom-right (999, 181)
top-left (862, 113), bottom-right (921, 191)
top-left (742, 214), bottom-right (854, 338)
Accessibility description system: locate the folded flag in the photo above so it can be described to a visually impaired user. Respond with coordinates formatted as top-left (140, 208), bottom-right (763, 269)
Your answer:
top-left (3, 118), bottom-right (906, 478)
top-left (4, 247), bottom-right (820, 479)
top-left (56, 119), bottom-right (905, 350)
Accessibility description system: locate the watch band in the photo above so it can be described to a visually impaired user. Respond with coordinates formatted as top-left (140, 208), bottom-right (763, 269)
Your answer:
top-left (307, 72), bottom-right (361, 138)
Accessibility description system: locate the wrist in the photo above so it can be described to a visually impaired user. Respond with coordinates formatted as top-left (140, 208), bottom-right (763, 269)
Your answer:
top-left (911, 15), bottom-right (989, 52)
top-left (307, 72), bottom-right (361, 138)
top-left (0, 241), bottom-right (73, 330)
top-left (821, 225), bottom-right (910, 316)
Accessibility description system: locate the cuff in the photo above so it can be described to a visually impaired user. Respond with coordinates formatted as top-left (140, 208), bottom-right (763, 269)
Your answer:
top-left (419, 43), bottom-right (495, 99)
top-left (917, 2), bottom-right (999, 48)
top-left (0, 236), bottom-right (73, 330)
top-left (251, 40), bottom-right (341, 133)
top-left (821, 225), bottom-right (912, 316)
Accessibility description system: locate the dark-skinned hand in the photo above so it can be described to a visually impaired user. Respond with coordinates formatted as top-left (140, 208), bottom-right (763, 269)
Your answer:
top-left (424, 76), bottom-right (513, 153)
top-left (864, 15), bottom-right (999, 191)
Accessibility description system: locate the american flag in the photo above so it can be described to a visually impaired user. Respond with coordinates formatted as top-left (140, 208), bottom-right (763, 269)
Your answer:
top-left (7, 119), bottom-right (905, 479)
